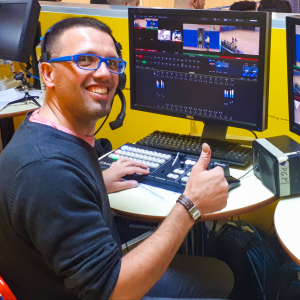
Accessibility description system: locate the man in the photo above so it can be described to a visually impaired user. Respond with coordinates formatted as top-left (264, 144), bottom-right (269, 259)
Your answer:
top-left (205, 35), bottom-right (210, 51)
top-left (258, 0), bottom-right (292, 12)
top-left (229, 0), bottom-right (257, 11)
top-left (106, 0), bottom-right (139, 6)
top-left (174, 0), bottom-right (205, 9)
top-left (0, 17), bottom-right (233, 299)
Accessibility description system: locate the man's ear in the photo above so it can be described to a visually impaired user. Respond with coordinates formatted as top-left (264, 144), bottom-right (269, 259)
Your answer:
top-left (123, 1), bottom-right (129, 5)
top-left (40, 62), bottom-right (55, 88)
top-left (191, 0), bottom-right (198, 9)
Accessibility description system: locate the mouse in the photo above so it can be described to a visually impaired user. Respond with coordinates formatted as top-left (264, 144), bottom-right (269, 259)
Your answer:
top-left (225, 176), bottom-right (241, 191)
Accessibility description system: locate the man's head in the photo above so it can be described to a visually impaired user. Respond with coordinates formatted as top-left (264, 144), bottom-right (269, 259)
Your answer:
top-left (257, 0), bottom-right (292, 12)
top-left (230, 1), bottom-right (256, 11)
top-left (40, 17), bottom-right (121, 126)
top-left (174, 0), bottom-right (205, 9)
top-left (106, 0), bottom-right (140, 5)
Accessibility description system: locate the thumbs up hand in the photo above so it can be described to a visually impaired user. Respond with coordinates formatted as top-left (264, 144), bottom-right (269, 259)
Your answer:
top-left (183, 143), bottom-right (229, 215)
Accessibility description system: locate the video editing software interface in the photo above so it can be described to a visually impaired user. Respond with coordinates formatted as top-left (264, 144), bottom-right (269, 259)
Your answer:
top-left (129, 9), bottom-right (270, 131)
top-left (290, 21), bottom-right (300, 134)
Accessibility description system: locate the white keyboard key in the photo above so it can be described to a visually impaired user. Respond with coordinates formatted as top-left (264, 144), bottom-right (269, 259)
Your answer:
top-left (181, 176), bottom-right (189, 182)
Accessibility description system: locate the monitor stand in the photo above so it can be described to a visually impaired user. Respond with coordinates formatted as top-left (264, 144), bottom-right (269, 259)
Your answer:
top-left (202, 124), bottom-right (227, 140)
top-left (194, 122), bottom-right (253, 146)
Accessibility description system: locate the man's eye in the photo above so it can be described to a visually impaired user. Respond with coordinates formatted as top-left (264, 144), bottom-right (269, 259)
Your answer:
top-left (78, 55), bottom-right (94, 66)
top-left (107, 59), bottom-right (118, 70)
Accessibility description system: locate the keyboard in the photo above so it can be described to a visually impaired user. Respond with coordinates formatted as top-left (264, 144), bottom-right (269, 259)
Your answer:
top-left (136, 131), bottom-right (253, 166)
top-left (99, 143), bottom-right (237, 194)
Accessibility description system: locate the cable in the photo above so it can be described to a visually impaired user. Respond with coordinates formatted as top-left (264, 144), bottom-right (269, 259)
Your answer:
top-left (94, 114), bottom-right (109, 136)
top-left (19, 63), bottom-right (40, 81)
top-left (238, 168), bottom-right (253, 180)
top-left (249, 130), bottom-right (258, 139)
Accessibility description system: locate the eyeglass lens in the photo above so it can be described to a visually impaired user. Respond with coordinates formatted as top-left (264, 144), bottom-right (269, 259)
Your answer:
top-left (77, 55), bottom-right (124, 73)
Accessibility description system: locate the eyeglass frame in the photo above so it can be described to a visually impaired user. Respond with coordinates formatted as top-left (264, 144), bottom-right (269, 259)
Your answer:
top-left (47, 53), bottom-right (127, 75)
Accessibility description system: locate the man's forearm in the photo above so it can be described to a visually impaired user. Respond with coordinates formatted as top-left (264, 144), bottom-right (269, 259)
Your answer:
top-left (109, 203), bottom-right (194, 300)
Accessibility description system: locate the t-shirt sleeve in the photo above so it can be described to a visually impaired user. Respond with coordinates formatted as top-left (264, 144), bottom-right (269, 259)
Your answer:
top-left (8, 159), bottom-right (121, 300)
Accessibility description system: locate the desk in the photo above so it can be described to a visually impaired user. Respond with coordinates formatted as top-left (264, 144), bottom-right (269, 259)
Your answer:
top-left (108, 165), bottom-right (279, 223)
top-left (0, 99), bottom-right (43, 149)
top-left (274, 196), bottom-right (300, 266)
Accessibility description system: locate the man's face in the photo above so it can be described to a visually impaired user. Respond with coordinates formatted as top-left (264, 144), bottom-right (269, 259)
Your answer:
top-left (48, 27), bottom-right (119, 124)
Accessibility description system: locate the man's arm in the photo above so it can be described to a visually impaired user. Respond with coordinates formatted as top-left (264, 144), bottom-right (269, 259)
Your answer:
top-left (109, 144), bottom-right (229, 299)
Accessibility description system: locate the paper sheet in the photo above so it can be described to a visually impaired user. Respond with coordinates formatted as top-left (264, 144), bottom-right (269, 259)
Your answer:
top-left (138, 183), bottom-right (180, 204)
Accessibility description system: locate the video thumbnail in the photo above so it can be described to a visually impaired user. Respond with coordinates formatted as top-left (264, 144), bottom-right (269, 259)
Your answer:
top-left (172, 30), bottom-right (182, 42)
top-left (134, 18), bottom-right (158, 29)
top-left (158, 29), bottom-right (171, 41)
top-left (182, 23), bottom-right (260, 55)
top-left (296, 25), bottom-right (300, 67)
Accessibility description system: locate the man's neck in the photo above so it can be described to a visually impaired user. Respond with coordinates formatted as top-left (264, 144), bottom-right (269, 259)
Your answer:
top-left (39, 101), bottom-right (95, 138)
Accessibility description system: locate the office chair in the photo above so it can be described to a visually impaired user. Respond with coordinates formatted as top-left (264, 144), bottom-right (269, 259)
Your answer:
top-left (0, 275), bottom-right (16, 300)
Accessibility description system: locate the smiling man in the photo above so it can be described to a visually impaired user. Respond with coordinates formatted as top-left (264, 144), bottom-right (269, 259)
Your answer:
top-left (0, 17), bottom-right (233, 300)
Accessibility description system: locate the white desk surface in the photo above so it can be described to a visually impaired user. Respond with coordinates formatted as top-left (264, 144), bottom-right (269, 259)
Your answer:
top-left (275, 196), bottom-right (300, 266)
top-left (0, 90), bottom-right (43, 118)
top-left (108, 164), bottom-right (279, 222)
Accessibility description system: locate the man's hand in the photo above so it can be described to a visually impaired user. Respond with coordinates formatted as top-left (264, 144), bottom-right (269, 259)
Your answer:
top-left (103, 158), bottom-right (150, 193)
top-left (183, 143), bottom-right (229, 215)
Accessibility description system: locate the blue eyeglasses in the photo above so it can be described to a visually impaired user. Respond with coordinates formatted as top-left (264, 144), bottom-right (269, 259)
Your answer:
top-left (48, 54), bottom-right (126, 74)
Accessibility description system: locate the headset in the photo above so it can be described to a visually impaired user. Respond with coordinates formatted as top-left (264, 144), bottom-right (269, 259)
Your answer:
top-left (40, 20), bottom-right (126, 131)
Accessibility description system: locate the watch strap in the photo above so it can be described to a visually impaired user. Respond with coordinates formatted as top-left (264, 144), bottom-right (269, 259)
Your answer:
top-left (176, 194), bottom-right (201, 221)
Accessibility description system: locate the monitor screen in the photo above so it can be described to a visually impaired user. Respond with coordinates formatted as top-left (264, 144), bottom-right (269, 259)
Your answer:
top-left (0, 0), bottom-right (40, 62)
top-left (286, 15), bottom-right (300, 137)
top-left (128, 9), bottom-right (271, 138)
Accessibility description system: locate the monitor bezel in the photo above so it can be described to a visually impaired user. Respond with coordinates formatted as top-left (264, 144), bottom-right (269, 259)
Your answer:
top-left (128, 8), bottom-right (271, 133)
top-left (0, 0), bottom-right (40, 62)
top-left (286, 15), bottom-right (300, 137)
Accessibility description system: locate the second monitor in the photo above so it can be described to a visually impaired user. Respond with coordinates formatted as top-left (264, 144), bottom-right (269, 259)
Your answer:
top-left (128, 9), bottom-right (271, 140)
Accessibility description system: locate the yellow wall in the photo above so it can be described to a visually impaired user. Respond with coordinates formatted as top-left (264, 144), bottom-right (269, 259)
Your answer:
top-left (13, 9), bottom-right (295, 232)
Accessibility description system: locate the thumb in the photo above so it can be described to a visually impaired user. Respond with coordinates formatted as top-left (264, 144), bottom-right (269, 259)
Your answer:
top-left (197, 143), bottom-right (211, 172)
top-left (116, 180), bottom-right (139, 192)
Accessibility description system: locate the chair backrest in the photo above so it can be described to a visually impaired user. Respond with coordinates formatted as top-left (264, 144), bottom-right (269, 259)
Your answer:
top-left (0, 276), bottom-right (16, 300)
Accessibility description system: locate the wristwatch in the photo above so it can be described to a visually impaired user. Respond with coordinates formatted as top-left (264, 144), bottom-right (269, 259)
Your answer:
top-left (176, 194), bottom-right (201, 221)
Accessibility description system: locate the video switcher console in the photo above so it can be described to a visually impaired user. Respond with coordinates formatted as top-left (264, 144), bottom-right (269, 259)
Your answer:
top-left (99, 144), bottom-right (240, 193)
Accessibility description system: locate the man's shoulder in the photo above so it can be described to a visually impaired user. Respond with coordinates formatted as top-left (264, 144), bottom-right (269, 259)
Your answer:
top-left (0, 119), bottom-right (98, 175)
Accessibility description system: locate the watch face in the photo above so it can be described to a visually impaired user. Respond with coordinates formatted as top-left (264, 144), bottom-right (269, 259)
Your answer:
top-left (190, 206), bottom-right (201, 221)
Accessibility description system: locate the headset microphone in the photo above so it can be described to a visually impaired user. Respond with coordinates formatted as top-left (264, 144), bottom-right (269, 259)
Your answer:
top-left (109, 41), bottom-right (127, 130)
top-left (109, 87), bottom-right (126, 130)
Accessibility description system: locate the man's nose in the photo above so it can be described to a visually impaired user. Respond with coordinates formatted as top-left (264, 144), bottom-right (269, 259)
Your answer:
top-left (93, 61), bottom-right (111, 78)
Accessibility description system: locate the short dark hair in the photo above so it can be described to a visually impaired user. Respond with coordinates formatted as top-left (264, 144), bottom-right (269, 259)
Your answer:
top-left (42, 17), bottom-right (114, 61)
top-left (258, 0), bottom-right (292, 12)
top-left (230, 1), bottom-right (256, 11)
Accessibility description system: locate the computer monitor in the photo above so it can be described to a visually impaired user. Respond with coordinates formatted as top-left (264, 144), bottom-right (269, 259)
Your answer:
top-left (128, 8), bottom-right (271, 140)
top-left (0, 0), bottom-right (40, 63)
top-left (286, 15), bottom-right (300, 137)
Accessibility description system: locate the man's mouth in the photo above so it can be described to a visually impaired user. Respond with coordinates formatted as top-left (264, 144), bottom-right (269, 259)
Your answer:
top-left (87, 87), bottom-right (108, 95)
